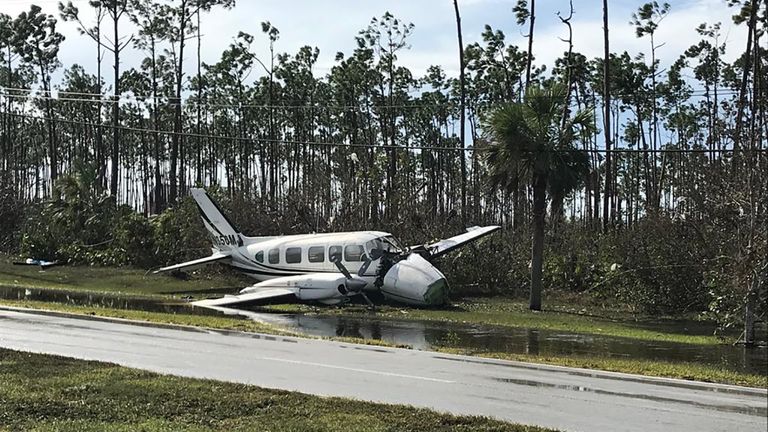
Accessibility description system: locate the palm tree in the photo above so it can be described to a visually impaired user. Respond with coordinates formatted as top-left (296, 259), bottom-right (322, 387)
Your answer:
top-left (485, 84), bottom-right (593, 310)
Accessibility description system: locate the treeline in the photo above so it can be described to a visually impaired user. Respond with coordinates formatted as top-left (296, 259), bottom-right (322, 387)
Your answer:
top-left (0, 1), bottom-right (766, 326)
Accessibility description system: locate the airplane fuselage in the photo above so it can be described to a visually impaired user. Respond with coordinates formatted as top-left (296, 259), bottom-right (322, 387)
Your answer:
top-left (219, 231), bottom-right (448, 305)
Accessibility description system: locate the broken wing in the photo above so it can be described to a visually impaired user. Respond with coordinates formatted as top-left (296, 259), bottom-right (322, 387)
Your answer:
top-left (413, 225), bottom-right (501, 259)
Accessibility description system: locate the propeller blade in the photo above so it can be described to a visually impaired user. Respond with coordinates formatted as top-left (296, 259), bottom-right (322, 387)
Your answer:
top-left (331, 255), bottom-right (352, 279)
top-left (359, 291), bottom-right (376, 310)
top-left (358, 259), bottom-right (372, 276)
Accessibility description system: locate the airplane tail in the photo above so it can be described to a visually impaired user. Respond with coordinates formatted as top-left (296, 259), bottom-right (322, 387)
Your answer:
top-left (190, 188), bottom-right (244, 251)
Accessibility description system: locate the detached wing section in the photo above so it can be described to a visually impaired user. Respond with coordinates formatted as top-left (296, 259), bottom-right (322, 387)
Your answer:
top-left (192, 287), bottom-right (297, 308)
top-left (154, 252), bottom-right (231, 274)
top-left (415, 225), bottom-right (501, 259)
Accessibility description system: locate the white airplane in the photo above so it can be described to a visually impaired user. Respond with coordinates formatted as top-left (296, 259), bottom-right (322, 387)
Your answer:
top-left (156, 188), bottom-right (500, 308)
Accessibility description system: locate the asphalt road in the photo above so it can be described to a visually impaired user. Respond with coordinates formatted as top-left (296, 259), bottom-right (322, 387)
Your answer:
top-left (0, 308), bottom-right (766, 432)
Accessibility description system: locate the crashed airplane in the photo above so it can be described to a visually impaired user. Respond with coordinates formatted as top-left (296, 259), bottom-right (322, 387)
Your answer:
top-left (156, 188), bottom-right (500, 308)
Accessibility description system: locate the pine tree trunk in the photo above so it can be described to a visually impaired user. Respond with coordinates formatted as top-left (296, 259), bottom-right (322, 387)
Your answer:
top-left (525, 0), bottom-right (535, 89)
top-left (110, 9), bottom-right (120, 199)
top-left (735, 0), bottom-right (758, 162)
top-left (530, 171), bottom-right (546, 311)
top-left (602, 0), bottom-right (611, 230)
top-left (453, 0), bottom-right (467, 224)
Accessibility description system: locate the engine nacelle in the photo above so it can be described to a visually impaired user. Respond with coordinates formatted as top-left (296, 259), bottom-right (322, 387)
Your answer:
top-left (240, 273), bottom-right (349, 302)
top-left (381, 253), bottom-right (448, 306)
top-left (296, 274), bottom-right (348, 301)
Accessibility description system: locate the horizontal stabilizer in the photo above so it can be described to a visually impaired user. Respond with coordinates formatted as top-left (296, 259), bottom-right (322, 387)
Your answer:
top-left (192, 288), bottom-right (297, 308)
top-left (154, 252), bottom-right (231, 274)
top-left (417, 225), bottom-right (501, 259)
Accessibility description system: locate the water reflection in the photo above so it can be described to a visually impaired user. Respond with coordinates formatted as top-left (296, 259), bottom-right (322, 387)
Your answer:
top-left (0, 285), bottom-right (221, 317)
top-left (239, 308), bottom-right (767, 376)
top-left (1, 285), bottom-right (765, 376)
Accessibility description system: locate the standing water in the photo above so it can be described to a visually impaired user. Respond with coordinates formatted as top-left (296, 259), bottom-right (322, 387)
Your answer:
top-left (1, 285), bottom-right (765, 376)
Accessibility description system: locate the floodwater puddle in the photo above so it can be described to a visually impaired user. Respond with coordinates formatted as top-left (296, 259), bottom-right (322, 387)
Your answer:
top-left (233, 308), bottom-right (767, 376)
top-left (1, 285), bottom-right (765, 376)
top-left (0, 285), bottom-right (221, 317)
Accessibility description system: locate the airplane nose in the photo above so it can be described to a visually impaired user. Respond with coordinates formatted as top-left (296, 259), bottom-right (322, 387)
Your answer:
top-left (381, 254), bottom-right (448, 306)
top-left (423, 277), bottom-right (448, 306)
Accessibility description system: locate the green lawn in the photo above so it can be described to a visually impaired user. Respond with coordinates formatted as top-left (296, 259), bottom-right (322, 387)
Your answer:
top-left (0, 299), bottom-right (293, 336)
top-left (0, 257), bottom-right (244, 297)
top-left (0, 348), bottom-right (550, 432)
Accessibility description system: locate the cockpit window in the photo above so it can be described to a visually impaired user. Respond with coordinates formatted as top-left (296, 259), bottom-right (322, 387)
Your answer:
top-left (364, 236), bottom-right (404, 257)
top-left (383, 235), bottom-right (404, 251)
top-left (255, 251), bottom-right (264, 263)
top-left (344, 245), bottom-right (366, 262)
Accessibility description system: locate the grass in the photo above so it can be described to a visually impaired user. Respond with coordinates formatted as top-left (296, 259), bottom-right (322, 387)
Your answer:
top-left (436, 348), bottom-right (768, 389)
top-left (0, 257), bottom-right (244, 297)
top-left (264, 297), bottom-right (729, 346)
top-left (0, 299), bottom-right (292, 336)
top-left (0, 348), bottom-right (551, 432)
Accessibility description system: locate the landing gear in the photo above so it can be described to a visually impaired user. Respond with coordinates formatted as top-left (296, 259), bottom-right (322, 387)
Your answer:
top-left (359, 291), bottom-right (376, 311)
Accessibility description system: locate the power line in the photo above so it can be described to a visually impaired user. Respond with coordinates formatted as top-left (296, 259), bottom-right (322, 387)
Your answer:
top-left (7, 111), bottom-right (767, 154)
top-left (1, 85), bottom-right (748, 101)
top-left (0, 85), bottom-right (751, 111)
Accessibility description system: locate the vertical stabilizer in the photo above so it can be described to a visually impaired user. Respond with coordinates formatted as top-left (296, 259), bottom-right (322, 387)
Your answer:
top-left (190, 188), bottom-right (244, 250)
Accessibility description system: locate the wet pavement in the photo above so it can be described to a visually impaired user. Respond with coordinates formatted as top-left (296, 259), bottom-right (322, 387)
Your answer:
top-left (1, 285), bottom-right (766, 376)
top-left (4, 308), bottom-right (765, 432)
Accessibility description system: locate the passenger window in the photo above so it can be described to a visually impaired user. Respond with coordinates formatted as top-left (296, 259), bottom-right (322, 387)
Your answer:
top-left (329, 245), bottom-right (342, 262)
top-left (344, 245), bottom-right (365, 262)
top-left (308, 246), bottom-right (325, 263)
top-left (285, 247), bottom-right (302, 264)
top-left (268, 249), bottom-right (279, 264)
top-left (255, 251), bottom-right (264, 263)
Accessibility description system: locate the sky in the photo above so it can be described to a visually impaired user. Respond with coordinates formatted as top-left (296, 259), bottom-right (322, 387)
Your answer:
top-left (0, 0), bottom-right (748, 91)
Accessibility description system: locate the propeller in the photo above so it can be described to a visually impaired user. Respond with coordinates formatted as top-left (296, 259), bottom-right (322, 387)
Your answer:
top-left (331, 256), bottom-right (376, 309)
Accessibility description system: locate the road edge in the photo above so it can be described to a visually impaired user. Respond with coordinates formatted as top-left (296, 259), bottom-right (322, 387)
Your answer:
top-left (1, 304), bottom-right (765, 397)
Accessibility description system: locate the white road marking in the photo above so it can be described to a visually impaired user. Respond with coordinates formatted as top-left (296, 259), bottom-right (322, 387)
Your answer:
top-left (260, 356), bottom-right (456, 383)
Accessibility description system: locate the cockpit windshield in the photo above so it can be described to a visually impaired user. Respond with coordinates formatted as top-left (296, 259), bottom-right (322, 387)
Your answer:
top-left (364, 235), bottom-right (404, 258)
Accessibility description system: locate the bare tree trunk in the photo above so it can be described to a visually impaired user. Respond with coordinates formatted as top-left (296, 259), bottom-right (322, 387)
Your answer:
top-left (602, 0), bottom-right (611, 230)
top-left (41, 71), bottom-right (57, 190)
top-left (196, 9), bottom-right (203, 185)
top-left (150, 38), bottom-right (163, 214)
top-left (111, 10), bottom-right (120, 199)
top-left (170, 0), bottom-right (188, 204)
top-left (95, 20), bottom-right (105, 191)
top-left (558, 0), bottom-right (573, 131)
top-left (734, 0), bottom-right (757, 157)
top-left (525, 0), bottom-right (535, 89)
top-left (530, 171), bottom-right (546, 311)
top-left (453, 0), bottom-right (467, 224)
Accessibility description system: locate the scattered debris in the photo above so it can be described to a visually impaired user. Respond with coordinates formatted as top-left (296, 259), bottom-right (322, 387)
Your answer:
top-left (11, 258), bottom-right (61, 269)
